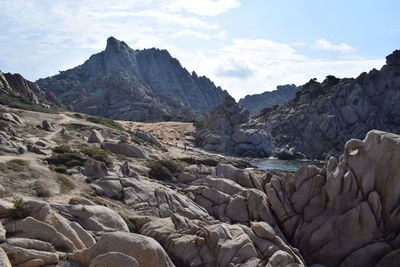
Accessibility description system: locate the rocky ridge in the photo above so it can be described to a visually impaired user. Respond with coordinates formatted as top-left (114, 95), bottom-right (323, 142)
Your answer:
top-left (258, 50), bottom-right (400, 159)
top-left (36, 37), bottom-right (228, 122)
top-left (0, 71), bottom-right (62, 109)
top-left (239, 84), bottom-right (299, 117)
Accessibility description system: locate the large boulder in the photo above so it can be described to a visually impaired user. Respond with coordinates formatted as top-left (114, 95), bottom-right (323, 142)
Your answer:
top-left (70, 231), bottom-right (174, 267)
top-left (52, 204), bottom-right (129, 232)
top-left (87, 130), bottom-right (104, 143)
top-left (101, 142), bottom-right (148, 159)
top-left (89, 252), bottom-right (139, 267)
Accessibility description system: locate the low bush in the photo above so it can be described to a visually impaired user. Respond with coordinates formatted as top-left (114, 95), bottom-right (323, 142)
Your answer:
top-left (46, 152), bottom-right (86, 167)
top-left (80, 146), bottom-right (112, 166)
top-left (86, 116), bottom-right (124, 131)
top-left (149, 159), bottom-right (185, 181)
top-left (8, 198), bottom-right (30, 220)
top-left (57, 175), bottom-right (75, 193)
top-left (33, 181), bottom-right (50, 197)
top-left (52, 145), bottom-right (73, 154)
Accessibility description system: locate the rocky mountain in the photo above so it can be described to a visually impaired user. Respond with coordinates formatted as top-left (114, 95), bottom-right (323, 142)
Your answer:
top-left (0, 71), bottom-right (62, 109)
top-left (239, 84), bottom-right (299, 116)
top-left (258, 50), bottom-right (400, 159)
top-left (36, 37), bottom-right (228, 122)
top-left (196, 95), bottom-right (272, 157)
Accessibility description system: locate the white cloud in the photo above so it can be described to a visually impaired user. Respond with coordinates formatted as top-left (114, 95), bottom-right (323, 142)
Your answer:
top-left (172, 30), bottom-right (211, 40)
top-left (165, 0), bottom-right (241, 16)
top-left (176, 39), bottom-right (384, 100)
top-left (313, 38), bottom-right (354, 53)
top-left (0, 1), bottom-right (385, 102)
top-left (134, 10), bottom-right (218, 29)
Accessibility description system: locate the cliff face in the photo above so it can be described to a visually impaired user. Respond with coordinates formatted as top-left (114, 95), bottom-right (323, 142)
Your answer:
top-left (258, 50), bottom-right (400, 159)
top-left (196, 96), bottom-right (272, 157)
top-left (239, 84), bottom-right (299, 116)
top-left (0, 71), bottom-right (62, 108)
top-left (36, 37), bottom-right (228, 121)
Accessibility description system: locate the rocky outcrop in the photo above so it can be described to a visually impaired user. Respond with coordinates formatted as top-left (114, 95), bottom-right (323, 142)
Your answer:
top-left (239, 84), bottom-right (299, 116)
top-left (0, 71), bottom-right (62, 108)
top-left (101, 141), bottom-right (148, 159)
top-left (196, 96), bottom-right (272, 157)
top-left (259, 50), bottom-right (400, 159)
top-left (266, 130), bottom-right (400, 267)
top-left (36, 37), bottom-right (228, 121)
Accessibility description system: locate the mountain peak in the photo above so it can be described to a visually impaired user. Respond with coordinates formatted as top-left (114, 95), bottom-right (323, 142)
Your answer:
top-left (105, 36), bottom-right (128, 52)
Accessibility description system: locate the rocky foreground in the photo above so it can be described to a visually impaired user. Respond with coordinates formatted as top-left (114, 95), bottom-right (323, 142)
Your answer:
top-left (0, 106), bottom-right (399, 267)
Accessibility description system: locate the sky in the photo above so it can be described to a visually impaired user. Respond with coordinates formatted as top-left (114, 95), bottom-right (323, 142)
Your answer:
top-left (0, 0), bottom-right (399, 100)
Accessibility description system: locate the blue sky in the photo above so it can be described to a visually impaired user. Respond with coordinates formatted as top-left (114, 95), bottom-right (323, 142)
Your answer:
top-left (0, 0), bottom-right (399, 99)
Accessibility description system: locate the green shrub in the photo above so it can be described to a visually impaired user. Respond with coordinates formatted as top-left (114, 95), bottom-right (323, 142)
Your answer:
top-left (1, 159), bottom-right (28, 172)
top-left (62, 123), bottom-right (90, 131)
top-left (33, 181), bottom-right (50, 197)
top-left (121, 215), bottom-right (135, 232)
top-left (46, 152), bottom-right (86, 167)
top-left (149, 160), bottom-right (185, 181)
top-left (8, 198), bottom-right (30, 220)
top-left (80, 147), bottom-right (112, 166)
top-left (87, 116), bottom-right (124, 131)
top-left (57, 175), bottom-right (75, 193)
top-left (54, 166), bottom-right (67, 173)
top-left (52, 145), bottom-right (73, 154)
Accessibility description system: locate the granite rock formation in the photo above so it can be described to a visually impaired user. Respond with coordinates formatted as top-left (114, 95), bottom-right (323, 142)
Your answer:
top-left (266, 130), bottom-right (400, 267)
top-left (239, 84), bottom-right (299, 117)
top-left (259, 50), bottom-right (400, 159)
top-left (0, 71), bottom-right (62, 108)
top-left (36, 37), bottom-right (228, 122)
top-left (196, 96), bottom-right (272, 157)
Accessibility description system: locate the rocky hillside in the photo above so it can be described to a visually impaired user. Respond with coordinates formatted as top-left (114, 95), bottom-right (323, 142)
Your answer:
top-left (36, 37), bottom-right (228, 122)
top-left (196, 96), bottom-right (272, 157)
top-left (0, 71), bottom-right (62, 110)
top-left (0, 103), bottom-right (399, 266)
top-left (239, 84), bottom-right (299, 116)
top-left (0, 106), bottom-right (304, 266)
top-left (259, 50), bottom-right (400, 159)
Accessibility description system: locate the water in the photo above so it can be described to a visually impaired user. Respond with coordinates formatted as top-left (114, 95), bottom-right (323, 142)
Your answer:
top-left (253, 159), bottom-right (325, 172)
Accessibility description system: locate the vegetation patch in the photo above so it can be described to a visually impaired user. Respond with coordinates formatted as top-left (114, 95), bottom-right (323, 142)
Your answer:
top-left (0, 159), bottom-right (29, 173)
top-left (80, 146), bottom-right (112, 166)
top-left (149, 159), bottom-right (185, 181)
top-left (33, 181), bottom-right (50, 197)
top-left (86, 116), bottom-right (124, 131)
top-left (121, 215), bottom-right (135, 232)
top-left (46, 152), bottom-right (86, 168)
top-left (52, 145), bottom-right (73, 154)
top-left (62, 123), bottom-right (91, 131)
top-left (57, 175), bottom-right (75, 193)
top-left (7, 198), bottom-right (30, 220)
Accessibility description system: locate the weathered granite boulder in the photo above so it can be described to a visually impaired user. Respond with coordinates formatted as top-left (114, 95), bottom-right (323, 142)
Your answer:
top-left (102, 142), bottom-right (148, 159)
top-left (70, 231), bottom-right (174, 267)
top-left (87, 129), bottom-right (104, 143)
